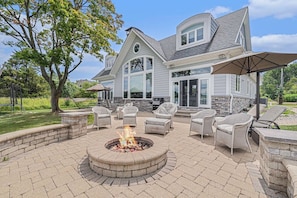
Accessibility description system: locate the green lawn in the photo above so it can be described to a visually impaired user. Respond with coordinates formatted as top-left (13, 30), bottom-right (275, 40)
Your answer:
top-left (0, 110), bottom-right (94, 135)
top-left (280, 125), bottom-right (297, 131)
top-left (0, 111), bottom-right (61, 135)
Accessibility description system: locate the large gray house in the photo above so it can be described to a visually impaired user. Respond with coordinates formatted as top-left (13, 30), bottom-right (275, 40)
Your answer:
top-left (92, 7), bottom-right (256, 116)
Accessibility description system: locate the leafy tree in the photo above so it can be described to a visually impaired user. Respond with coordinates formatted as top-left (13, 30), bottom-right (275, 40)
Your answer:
top-left (61, 80), bottom-right (80, 98)
top-left (261, 63), bottom-right (297, 100)
top-left (0, 0), bottom-right (123, 113)
top-left (0, 57), bottom-right (49, 97)
top-left (74, 81), bottom-right (97, 98)
top-left (284, 77), bottom-right (297, 94)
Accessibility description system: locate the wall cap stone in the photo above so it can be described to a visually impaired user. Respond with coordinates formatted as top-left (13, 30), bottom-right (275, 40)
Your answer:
top-left (255, 128), bottom-right (297, 145)
top-left (0, 124), bottom-right (69, 143)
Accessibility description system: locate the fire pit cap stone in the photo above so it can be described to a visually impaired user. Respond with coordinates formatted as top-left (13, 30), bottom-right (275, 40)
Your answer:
top-left (87, 134), bottom-right (168, 166)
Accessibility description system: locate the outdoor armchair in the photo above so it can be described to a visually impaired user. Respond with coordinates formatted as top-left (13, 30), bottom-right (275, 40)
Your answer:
top-left (215, 113), bottom-right (253, 155)
top-left (122, 106), bottom-right (139, 127)
top-left (116, 102), bottom-right (133, 119)
top-left (189, 109), bottom-right (216, 140)
top-left (92, 106), bottom-right (112, 130)
top-left (153, 102), bottom-right (178, 128)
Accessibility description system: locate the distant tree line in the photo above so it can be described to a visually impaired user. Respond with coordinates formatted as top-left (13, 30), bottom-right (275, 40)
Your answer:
top-left (0, 57), bottom-right (97, 99)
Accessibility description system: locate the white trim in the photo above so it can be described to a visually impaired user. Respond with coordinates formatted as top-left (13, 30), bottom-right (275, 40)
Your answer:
top-left (199, 78), bottom-right (211, 108)
top-left (121, 56), bottom-right (154, 99)
top-left (169, 64), bottom-right (212, 108)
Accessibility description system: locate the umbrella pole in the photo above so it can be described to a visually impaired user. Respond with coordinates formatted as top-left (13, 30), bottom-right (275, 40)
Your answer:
top-left (256, 72), bottom-right (260, 120)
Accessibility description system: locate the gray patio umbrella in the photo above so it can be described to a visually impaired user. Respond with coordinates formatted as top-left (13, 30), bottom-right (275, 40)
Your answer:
top-left (211, 51), bottom-right (297, 119)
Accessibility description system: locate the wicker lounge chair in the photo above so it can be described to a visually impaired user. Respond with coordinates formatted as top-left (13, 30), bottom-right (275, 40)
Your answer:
top-left (122, 106), bottom-right (139, 127)
top-left (92, 106), bottom-right (112, 130)
top-left (153, 102), bottom-right (177, 128)
top-left (189, 109), bottom-right (216, 140)
top-left (215, 113), bottom-right (253, 155)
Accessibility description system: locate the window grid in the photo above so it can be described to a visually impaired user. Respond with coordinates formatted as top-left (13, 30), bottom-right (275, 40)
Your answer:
top-left (123, 57), bottom-right (153, 99)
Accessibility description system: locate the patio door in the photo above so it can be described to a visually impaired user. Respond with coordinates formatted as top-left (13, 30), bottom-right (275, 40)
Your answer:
top-left (174, 79), bottom-right (198, 107)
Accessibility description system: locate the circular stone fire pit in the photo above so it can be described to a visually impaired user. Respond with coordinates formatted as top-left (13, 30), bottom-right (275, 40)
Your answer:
top-left (87, 135), bottom-right (168, 178)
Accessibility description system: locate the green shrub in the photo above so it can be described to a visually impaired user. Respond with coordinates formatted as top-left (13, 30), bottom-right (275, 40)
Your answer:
top-left (284, 94), bottom-right (297, 102)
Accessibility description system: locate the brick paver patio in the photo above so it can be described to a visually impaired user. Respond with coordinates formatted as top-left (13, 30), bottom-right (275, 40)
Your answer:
top-left (0, 112), bottom-right (289, 197)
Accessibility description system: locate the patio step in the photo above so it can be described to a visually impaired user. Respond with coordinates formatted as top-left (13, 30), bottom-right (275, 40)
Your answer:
top-left (175, 109), bottom-right (197, 117)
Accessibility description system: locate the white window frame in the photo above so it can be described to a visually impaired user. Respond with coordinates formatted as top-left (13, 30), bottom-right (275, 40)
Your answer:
top-left (180, 23), bottom-right (204, 46)
top-left (122, 56), bottom-right (153, 99)
top-left (199, 78), bottom-right (210, 108)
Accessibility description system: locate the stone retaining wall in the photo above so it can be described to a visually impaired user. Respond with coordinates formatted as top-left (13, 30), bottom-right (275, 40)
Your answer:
top-left (255, 128), bottom-right (297, 196)
top-left (283, 159), bottom-right (297, 198)
top-left (0, 124), bottom-right (69, 161)
top-left (0, 112), bottom-right (91, 162)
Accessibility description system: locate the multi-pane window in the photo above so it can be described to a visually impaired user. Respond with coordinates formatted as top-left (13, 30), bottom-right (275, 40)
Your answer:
top-left (123, 57), bottom-right (153, 99)
top-left (181, 22), bottom-right (204, 46)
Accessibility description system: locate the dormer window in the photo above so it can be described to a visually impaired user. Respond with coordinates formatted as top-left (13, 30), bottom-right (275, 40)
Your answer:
top-left (181, 23), bottom-right (204, 46)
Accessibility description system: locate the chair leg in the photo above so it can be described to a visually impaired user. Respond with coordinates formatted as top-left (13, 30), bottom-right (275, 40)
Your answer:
top-left (246, 134), bottom-right (252, 153)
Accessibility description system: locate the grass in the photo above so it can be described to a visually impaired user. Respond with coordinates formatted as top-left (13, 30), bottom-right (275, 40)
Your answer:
top-left (280, 125), bottom-right (297, 131)
top-left (0, 111), bottom-right (61, 135)
top-left (0, 109), bottom-right (94, 135)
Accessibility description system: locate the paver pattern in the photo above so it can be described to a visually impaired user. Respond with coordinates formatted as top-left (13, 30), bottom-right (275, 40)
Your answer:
top-left (0, 112), bottom-right (291, 198)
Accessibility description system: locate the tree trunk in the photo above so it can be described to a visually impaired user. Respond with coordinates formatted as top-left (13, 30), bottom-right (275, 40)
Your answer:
top-left (51, 88), bottom-right (62, 113)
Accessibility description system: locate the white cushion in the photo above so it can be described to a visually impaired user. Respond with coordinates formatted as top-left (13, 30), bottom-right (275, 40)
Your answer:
top-left (192, 118), bottom-right (203, 124)
top-left (217, 124), bottom-right (233, 134)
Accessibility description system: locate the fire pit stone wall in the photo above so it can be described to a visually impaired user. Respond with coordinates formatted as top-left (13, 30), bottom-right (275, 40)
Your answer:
top-left (87, 135), bottom-right (169, 178)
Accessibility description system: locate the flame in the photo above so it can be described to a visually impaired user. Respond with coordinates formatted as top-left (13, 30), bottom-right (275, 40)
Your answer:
top-left (117, 126), bottom-right (139, 149)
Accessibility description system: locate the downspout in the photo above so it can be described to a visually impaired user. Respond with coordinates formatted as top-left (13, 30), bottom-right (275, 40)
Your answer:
top-left (229, 74), bottom-right (233, 114)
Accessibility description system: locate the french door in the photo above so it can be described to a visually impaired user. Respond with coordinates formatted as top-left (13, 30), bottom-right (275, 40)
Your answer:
top-left (172, 78), bottom-right (209, 107)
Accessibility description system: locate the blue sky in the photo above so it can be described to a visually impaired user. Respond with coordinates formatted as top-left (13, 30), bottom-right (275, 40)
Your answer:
top-left (1, 0), bottom-right (297, 82)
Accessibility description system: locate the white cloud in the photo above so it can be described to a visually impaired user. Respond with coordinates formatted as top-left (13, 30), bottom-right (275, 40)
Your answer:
top-left (252, 34), bottom-right (297, 52)
top-left (248, 0), bottom-right (297, 19)
top-left (205, 6), bottom-right (231, 18)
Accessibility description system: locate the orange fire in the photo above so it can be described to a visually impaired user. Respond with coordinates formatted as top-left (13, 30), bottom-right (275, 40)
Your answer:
top-left (117, 126), bottom-right (139, 149)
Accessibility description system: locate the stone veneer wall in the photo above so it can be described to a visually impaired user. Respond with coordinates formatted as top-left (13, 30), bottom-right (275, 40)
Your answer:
top-left (0, 124), bottom-right (69, 161)
top-left (211, 95), bottom-right (253, 116)
top-left (211, 95), bottom-right (231, 116)
top-left (255, 128), bottom-right (297, 195)
top-left (232, 97), bottom-right (253, 113)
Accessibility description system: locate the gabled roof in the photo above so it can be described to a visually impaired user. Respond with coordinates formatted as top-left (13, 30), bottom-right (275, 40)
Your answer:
top-left (92, 7), bottom-right (249, 81)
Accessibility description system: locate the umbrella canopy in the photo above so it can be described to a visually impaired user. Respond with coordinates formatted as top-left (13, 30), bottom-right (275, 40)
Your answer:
top-left (212, 51), bottom-right (297, 119)
top-left (86, 84), bottom-right (110, 92)
top-left (212, 51), bottom-right (297, 75)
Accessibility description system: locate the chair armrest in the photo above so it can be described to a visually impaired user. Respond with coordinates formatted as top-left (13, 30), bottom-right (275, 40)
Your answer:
top-left (253, 119), bottom-right (280, 129)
